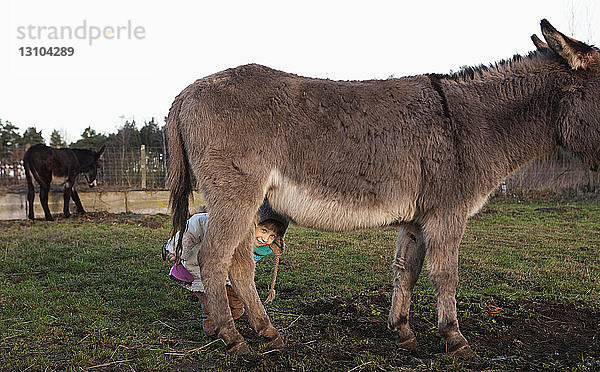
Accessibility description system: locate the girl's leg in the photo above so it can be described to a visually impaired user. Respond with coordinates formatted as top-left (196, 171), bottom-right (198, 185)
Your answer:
top-left (226, 285), bottom-right (245, 319)
top-left (195, 292), bottom-right (215, 337)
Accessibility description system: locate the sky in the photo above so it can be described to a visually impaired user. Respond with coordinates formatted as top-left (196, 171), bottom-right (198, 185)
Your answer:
top-left (0, 0), bottom-right (597, 144)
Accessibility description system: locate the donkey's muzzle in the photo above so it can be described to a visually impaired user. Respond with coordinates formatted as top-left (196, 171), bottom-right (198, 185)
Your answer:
top-left (89, 179), bottom-right (97, 188)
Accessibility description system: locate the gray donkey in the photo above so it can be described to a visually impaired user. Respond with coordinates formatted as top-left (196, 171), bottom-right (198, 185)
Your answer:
top-left (166, 19), bottom-right (600, 356)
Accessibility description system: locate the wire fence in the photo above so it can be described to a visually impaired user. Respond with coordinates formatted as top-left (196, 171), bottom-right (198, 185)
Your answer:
top-left (0, 145), bottom-right (598, 195)
top-left (99, 145), bottom-right (167, 189)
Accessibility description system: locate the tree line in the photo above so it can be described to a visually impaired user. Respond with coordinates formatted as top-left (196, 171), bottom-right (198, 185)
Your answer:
top-left (0, 117), bottom-right (165, 157)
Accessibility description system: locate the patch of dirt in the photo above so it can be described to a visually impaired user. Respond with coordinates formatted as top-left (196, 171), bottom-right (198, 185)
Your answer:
top-left (175, 293), bottom-right (598, 370)
top-left (0, 211), bottom-right (167, 229)
top-left (458, 296), bottom-right (599, 370)
top-left (78, 212), bottom-right (168, 228)
top-left (246, 294), bottom-right (600, 371)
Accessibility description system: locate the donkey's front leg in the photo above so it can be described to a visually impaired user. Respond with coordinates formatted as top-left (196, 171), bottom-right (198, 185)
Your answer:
top-left (71, 187), bottom-right (86, 214)
top-left (423, 215), bottom-right (474, 357)
top-left (388, 222), bottom-right (426, 350)
top-left (229, 233), bottom-right (283, 348)
top-left (39, 185), bottom-right (54, 221)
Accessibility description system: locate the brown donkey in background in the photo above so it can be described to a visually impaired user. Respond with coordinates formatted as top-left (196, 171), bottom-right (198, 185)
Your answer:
top-left (24, 144), bottom-right (105, 221)
top-left (167, 20), bottom-right (600, 355)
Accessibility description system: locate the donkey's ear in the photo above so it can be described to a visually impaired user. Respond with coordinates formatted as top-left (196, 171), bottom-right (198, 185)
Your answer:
top-left (540, 19), bottom-right (596, 70)
top-left (531, 34), bottom-right (549, 51)
top-left (97, 145), bottom-right (106, 160)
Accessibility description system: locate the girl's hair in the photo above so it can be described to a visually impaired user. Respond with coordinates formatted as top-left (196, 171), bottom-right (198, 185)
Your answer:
top-left (258, 218), bottom-right (286, 238)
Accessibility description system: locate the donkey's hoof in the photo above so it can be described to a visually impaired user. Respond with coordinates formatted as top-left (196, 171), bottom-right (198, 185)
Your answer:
top-left (259, 326), bottom-right (285, 349)
top-left (449, 344), bottom-right (475, 359)
top-left (226, 341), bottom-right (250, 355)
top-left (397, 335), bottom-right (418, 351)
top-left (202, 319), bottom-right (216, 338)
top-left (265, 333), bottom-right (285, 349)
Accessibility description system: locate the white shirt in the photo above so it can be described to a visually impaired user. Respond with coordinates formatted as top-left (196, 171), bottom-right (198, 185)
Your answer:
top-left (164, 213), bottom-right (211, 292)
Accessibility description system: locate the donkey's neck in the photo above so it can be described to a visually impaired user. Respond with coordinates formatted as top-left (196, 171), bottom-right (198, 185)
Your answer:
top-left (439, 56), bottom-right (565, 178)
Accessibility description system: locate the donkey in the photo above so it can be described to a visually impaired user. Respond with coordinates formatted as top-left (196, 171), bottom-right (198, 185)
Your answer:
top-left (166, 19), bottom-right (600, 355)
top-left (24, 143), bottom-right (105, 221)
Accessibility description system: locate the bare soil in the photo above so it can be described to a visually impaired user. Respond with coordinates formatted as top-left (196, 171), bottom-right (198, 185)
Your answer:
top-left (221, 293), bottom-right (599, 371)
top-left (0, 211), bottom-right (168, 229)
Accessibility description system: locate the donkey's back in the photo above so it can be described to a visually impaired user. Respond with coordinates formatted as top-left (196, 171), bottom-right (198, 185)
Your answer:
top-left (170, 64), bottom-right (453, 231)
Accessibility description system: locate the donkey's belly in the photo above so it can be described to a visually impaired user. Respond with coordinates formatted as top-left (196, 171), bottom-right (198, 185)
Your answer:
top-left (51, 174), bottom-right (68, 185)
top-left (266, 170), bottom-right (417, 231)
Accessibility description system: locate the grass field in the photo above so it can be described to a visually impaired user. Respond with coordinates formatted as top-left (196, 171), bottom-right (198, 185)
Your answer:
top-left (0, 197), bottom-right (599, 371)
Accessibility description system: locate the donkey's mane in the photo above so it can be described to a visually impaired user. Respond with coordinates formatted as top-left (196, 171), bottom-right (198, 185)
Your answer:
top-left (442, 49), bottom-right (558, 83)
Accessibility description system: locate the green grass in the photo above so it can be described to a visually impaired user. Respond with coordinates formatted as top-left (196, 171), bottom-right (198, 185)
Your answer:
top-left (460, 200), bottom-right (600, 302)
top-left (0, 197), bottom-right (599, 371)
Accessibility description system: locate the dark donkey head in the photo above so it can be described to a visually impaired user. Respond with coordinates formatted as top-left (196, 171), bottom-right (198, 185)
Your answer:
top-left (537, 19), bottom-right (600, 171)
top-left (72, 145), bottom-right (106, 187)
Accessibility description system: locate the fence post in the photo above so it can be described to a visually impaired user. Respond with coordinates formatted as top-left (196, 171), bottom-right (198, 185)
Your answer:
top-left (162, 129), bottom-right (167, 189)
top-left (140, 144), bottom-right (147, 189)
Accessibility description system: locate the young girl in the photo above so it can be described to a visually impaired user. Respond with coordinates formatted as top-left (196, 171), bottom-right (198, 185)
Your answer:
top-left (163, 201), bottom-right (288, 335)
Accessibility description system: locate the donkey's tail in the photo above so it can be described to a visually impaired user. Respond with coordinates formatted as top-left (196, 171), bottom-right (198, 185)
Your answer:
top-left (23, 147), bottom-right (38, 219)
top-left (23, 148), bottom-right (35, 191)
top-left (166, 96), bottom-right (194, 260)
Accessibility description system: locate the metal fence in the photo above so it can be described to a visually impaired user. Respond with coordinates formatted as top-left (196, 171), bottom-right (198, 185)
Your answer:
top-left (99, 145), bottom-right (167, 189)
top-left (0, 145), bottom-right (598, 195)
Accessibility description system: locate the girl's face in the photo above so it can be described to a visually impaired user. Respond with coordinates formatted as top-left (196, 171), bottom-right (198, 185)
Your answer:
top-left (255, 225), bottom-right (277, 246)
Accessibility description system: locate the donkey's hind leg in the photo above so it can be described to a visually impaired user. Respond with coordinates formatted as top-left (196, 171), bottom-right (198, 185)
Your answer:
top-left (388, 222), bottom-right (426, 351)
top-left (27, 180), bottom-right (36, 220)
top-left (197, 171), bottom-right (268, 354)
top-left (229, 229), bottom-right (283, 348)
top-left (39, 184), bottom-right (54, 221)
top-left (199, 224), bottom-right (251, 353)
